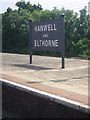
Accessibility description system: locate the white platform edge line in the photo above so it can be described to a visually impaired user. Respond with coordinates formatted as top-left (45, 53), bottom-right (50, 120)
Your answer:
top-left (0, 78), bottom-right (90, 114)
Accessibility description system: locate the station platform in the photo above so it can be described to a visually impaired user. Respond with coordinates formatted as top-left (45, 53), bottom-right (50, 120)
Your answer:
top-left (0, 53), bottom-right (90, 118)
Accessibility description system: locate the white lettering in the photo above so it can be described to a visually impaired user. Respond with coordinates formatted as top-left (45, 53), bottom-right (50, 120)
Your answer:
top-left (54, 24), bottom-right (57, 31)
top-left (42, 40), bottom-right (45, 46)
top-left (55, 40), bottom-right (58, 47)
top-left (37, 26), bottom-right (40, 31)
top-left (43, 34), bottom-right (48, 37)
top-left (48, 24), bottom-right (51, 31)
top-left (34, 26), bottom-right (37, 32)
top-left (39, 40), bottom-right (42, 46)
top-left (34, 40), bottom-right (37, 46)
top-left (44, 25), bottom-right (48, 31)
top-left (51, 24), bottom-right (53, 31)
top-left (34, 40), bottom-right (58, 47)
top-left (34, 24), bottom-right (57, 32)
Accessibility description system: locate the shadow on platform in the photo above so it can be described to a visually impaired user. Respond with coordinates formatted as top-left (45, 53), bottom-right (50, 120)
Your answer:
top-left (12, 64), bottom-right (54, 71)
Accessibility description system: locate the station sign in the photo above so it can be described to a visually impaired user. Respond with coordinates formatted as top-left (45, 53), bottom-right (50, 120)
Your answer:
top-left (29, 15), bottom-right (65, 68)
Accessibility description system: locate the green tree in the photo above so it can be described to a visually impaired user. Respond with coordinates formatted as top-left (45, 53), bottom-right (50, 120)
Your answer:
top-left (16, 0), bottom-right (43, 13)
top-left (2, 7), bottom-right (31, 53)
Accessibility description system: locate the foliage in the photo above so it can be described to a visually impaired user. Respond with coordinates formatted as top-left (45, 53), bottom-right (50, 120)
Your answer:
top-left (2, 0), bottom-right (89, 59)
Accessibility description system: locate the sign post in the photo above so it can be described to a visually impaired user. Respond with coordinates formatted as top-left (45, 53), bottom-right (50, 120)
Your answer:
top-left (29, 15), bottom-right (65, 68)
top-left (29, 19), bottom-right (32, 64)
top-left (61, 14), bottom-right (65, 69)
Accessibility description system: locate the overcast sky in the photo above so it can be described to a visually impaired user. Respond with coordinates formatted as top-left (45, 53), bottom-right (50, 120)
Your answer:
top-left (0, 0), bottom-right (90, 13)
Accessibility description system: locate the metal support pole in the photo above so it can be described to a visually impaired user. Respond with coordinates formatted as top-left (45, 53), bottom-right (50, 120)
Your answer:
top-left (61, 14), bottom-right (65, 69)
top-left (29, 19), bottom-right (32, 64)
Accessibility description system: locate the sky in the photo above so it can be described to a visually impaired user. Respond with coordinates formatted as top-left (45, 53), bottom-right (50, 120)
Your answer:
top-left (0, 0), bottom-right (90, 14)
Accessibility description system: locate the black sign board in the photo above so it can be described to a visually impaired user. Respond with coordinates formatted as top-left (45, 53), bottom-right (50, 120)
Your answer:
top-left (29, 15), bottom-right (65, 68)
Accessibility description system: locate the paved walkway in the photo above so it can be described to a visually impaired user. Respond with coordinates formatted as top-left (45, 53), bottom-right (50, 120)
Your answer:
top-left (0, 53), bottom-right (89, 105)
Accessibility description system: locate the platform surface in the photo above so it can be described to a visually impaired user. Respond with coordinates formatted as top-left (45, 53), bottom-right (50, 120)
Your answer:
top-left (0, 53), bottom-right (89, 105)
